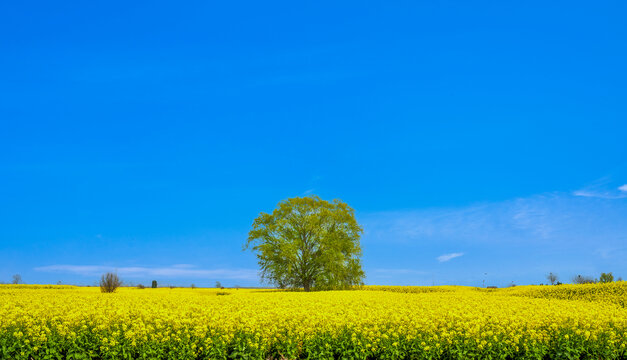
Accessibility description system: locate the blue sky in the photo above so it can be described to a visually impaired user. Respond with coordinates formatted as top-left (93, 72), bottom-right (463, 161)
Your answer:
top-left (1, 1), bottom-right (626, 287)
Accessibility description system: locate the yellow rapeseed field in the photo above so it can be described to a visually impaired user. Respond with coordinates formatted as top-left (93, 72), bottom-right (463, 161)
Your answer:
top-left (1, 283), bottom-right (625, 359)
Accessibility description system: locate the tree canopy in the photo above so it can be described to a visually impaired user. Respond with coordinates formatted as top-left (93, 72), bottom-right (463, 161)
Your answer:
top-left (599, 272), bottom-right (614, 283)
top-left (245, 196), bottom-right (364, 291)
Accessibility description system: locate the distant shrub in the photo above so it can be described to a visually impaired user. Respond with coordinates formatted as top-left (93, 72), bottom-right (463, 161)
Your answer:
top-left (137, 284), bottom-right (145, 289)
top-left (99, 273), bottom-right (122, 293)
top-left (573, 275), bottom-right (596, 284)
top-left (599, 272), bottom-right (614, 283)
top-left (216, 292), bottom-right (230, 296)
top-left (151, 280), bottom-right (157, 288)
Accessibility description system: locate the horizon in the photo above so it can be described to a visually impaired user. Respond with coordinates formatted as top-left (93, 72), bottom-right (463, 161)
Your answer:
top-left (3, 281), bottom-right (619, 289)
top-left (2, 1), bottom-right (626, 288)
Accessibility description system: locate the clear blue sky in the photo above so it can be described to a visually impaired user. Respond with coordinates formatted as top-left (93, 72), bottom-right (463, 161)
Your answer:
top-left (1, 1), bottom-right (626, 287)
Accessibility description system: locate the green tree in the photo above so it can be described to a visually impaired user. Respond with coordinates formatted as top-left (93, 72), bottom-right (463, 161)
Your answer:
top-left (151, 280), bottom-right (157, 288)
top-left (245, 196), bottom-right (365, 291)
top-left (599, 272), bottom-right (614, 283)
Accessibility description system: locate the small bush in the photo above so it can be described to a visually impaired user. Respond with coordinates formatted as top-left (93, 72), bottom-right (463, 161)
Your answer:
top-left (599, 272), bottom-right (614, 283)
top-left (573, 275), bottom-right (596, 284)
top-left (137, 284), bottom-right (145, 289)
top-left (99, 273), bottom-right (122, 293)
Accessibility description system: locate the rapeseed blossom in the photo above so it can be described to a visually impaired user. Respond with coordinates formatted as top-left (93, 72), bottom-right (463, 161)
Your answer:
top-left (0, 283), bottom-right (625, 359)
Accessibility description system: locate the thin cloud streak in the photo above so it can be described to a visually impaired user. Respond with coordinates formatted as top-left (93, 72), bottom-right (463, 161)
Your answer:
top-left (34, 264), bottom-right (258, 280)
top-left (573, 190), bottom-right (627, 199)
top-left (573, 175), bottom-right (627, 199)
top-left (437, 253), bottom-right (464, 262)
top-left (361, 192), bottom-right (627, 246)
top-left (359, 191), bottom-right (627, 285)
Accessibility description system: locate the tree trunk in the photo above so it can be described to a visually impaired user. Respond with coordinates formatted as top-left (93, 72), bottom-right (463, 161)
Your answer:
top-left (303, 281), bottom-right (311, 292)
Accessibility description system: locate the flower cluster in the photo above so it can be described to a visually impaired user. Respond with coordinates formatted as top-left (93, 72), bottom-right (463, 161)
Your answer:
top-left (0, 283), bottom-right (625, 359)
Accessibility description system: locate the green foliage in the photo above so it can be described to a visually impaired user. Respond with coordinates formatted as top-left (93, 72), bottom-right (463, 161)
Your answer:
top-left (151, 280), bottom-right (157, 288)
top-left (1, 323), bottom-right (625, 360)
top-left (600, 272), bottom-right (614, 283)
top-left (245, 196), bottom-right (364, 291)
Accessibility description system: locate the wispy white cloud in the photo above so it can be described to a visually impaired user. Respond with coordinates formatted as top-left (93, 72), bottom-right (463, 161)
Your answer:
top-left (361, 192), bottom-right (627, 246)
top-left (437, 252), bottom-right (464, 262)
top-left (303, 188), bottom-right (316, 195)
top-left (359, 190), bottom-right (627, 285)
top-left (573, 189), bottom-right (627, 199)
top-left (34, 264), bottom-right (258, 280)
top-left (573, 176), bottom-right (627, 199)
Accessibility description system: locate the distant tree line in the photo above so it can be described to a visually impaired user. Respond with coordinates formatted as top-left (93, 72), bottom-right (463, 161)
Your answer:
top-left (93, 273), bottom-right (225, 293)
top-left (545, 272), bottom-right (621, 285)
